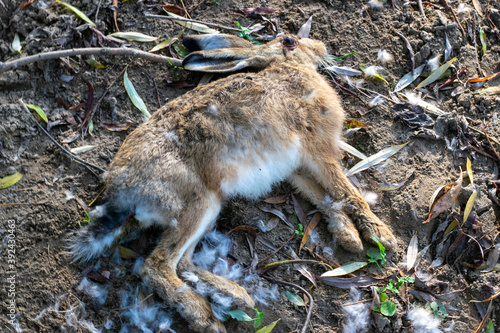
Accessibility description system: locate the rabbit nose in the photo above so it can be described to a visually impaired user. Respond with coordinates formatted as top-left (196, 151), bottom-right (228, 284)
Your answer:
top-left (282, 36), bottom-right (298, 51)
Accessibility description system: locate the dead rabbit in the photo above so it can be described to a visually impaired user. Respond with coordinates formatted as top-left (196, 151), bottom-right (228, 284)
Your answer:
top-left (70, 34), bottom-right (396, 333)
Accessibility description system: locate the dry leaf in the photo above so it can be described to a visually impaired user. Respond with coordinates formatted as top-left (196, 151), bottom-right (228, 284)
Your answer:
top-left (407, 234), bottom-right (418, 270)
top-left (424, 172), bottom-right (463, 224)
top-left (299, 212), bottom-right (321, 252)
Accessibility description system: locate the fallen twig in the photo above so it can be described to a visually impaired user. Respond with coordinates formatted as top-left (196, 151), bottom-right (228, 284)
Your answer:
top-left (20, 99), bottom-right (106, 173)
top-left (263, 276), bottom-right (314, 333)
top-left (0, 48), bottom-right (182, 74)
top-left (144, 13), bottom-right (241, 32)
top-left (440, 0), bottom-right (466, 36)
top-left (417, 0), bottom-right (427, 21)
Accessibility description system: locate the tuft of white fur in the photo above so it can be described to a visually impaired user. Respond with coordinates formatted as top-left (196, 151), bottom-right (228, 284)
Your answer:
top-left (368, 0), bottom-right (383, 8)
top-left (377, 50), bottom-right (393, 63)
top-left (77, 277), bottom-right (109, 307)
top-left (67, 227), bottom-right (121, 263)
top-left (65, 190), bottom-right (75, 202)
top-left (342, 288), bottom-right (370, 333)
top-left (369, 94), bottom-right (385, 107)
top-left (363, 65), bottom-right (385, 77)
top-left (457, 3), bottom-right (469, 13)
top-left (362, 191), bottom-right (378, 205)
top-left (220, 137), bottom-right (301, 200)
top-left (119, 284), bottom-right (174, 333)
top-left (408, 307), bottom-right (442, 333)
top-left (428, 55), bottom-right (441, 72)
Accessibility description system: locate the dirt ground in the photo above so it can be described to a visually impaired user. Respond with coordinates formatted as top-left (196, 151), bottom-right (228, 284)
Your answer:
top-left (1, 0), bottom-right (499, 332)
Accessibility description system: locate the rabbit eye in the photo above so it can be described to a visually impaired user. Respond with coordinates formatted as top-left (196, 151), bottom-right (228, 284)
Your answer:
top-left (282, 36), bottom-right (298, 51)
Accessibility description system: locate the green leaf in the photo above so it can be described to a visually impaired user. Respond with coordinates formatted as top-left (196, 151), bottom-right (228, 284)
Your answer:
top-left (12, 33), bottom-right (21, 53)
top-left (256, 319), bottom-right (280, 333)
top-left (108, 32), bottom-right (159, 43)
top-left (416, 57), bottom-right (456, 89)
top-left (380, 301), bottom-right (397, 316)
top-left (283, 291), bottom-right (306, 307)
top-left (26, 104), bottom-right (48, 123)
top-left (462, 190), bottom-right (477, 225)
top-left (479, 28), bottom-right (487, 55)
top-left (394, 63), bottom-right (426, 92)
top-left (55, 0), bottom-right (96, 26)
top-left (345, 142), bottom-right (409, 176)
top-left (486, 320), bottom-right (494, 333)
top-left (86, 58), bottom-right (105, 68)
top-left (228, 310), bottom-right (253, 322)
top-left (321, 261), bottom-right (368, 277)
top-left (386, 280), bottom-right (399, 294)
top-left (253, 309), bottom-right (265, 329)
top-left (378, 292), bottom-right (388, 302)
top-left (150, 36), bottom-right (173, 52)
top-left (124, 70), bottom-right (151, 119)
top-left (0, 172), bottom-right (23, 189)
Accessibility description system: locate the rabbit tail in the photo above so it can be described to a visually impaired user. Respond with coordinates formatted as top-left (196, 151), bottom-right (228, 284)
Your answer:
top-left (68, 204), bottom-right (129, 262)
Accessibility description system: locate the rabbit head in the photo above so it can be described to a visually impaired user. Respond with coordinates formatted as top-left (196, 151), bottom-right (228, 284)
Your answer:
top-left (182, 34), bottom-right (327, 72)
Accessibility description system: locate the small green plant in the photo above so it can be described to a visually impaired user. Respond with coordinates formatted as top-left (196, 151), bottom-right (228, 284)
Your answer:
top-left (78, 210), bottom-right (94, 227)
top-left (425, 301), bottom-right (448, 319)
top-left (295, 223), bottom-right (304, 236)
top-left (367, 236), bottom-right (386, 272)
top-left (236, 21), bottom-right (257, 42)
top-left (228, 308), bottom-right (266, 329)
top-left (374, 276), bottom-right (415, 317)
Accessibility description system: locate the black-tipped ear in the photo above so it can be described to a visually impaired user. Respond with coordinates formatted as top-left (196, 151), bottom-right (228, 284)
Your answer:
top-left (182, 51), bottom-right (251, 73)
top-left (183, 34), bottom-right (253, 52)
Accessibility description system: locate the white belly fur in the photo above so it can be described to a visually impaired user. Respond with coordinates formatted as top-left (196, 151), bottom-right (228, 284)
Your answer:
top-left (220, 137), bottom-right (301, 199)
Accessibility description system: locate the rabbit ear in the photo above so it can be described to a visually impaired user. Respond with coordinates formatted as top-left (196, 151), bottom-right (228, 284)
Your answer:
top-left (183, 34), bottom-right (254, 52)
top-left (182, 49), bottom-right (266, 73)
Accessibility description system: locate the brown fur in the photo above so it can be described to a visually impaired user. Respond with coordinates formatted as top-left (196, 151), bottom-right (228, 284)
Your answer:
top-left (76, 35), bottom-right (396, 333)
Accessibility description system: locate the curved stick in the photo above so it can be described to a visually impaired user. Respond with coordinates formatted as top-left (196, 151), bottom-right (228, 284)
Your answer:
top-left (263, 275), bottom-right (314, 333)
top-left (0, 48), bottom-right (182, 74)
top-left (20, 99), bottom-right (106, 173)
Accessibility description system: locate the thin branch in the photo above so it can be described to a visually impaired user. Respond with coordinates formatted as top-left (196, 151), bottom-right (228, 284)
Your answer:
top-left (263, 276), bottom-right (314, 333)
top-left (144, 13), bottom-right (241, 32)
top-left (0, 48), bottom-right (182, 74)
top-left (440, 0), bottom-right (466, 36)
top-left (20, 99), bottom-right (106, 173)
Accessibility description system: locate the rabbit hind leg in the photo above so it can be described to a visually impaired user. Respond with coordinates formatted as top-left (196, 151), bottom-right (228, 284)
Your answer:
top-left (141, 191), bottom-right (226, 333)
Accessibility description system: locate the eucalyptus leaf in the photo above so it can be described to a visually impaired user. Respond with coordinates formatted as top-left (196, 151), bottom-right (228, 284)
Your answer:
top-left (108, 32), bottom-right (159, 42)
top-left (406, 234), bottom-right (418, 270)
top-left (345, 142), bottom-right (409, 176)
top-left (416, 57), bottom-right (456, 89)
top-left (26, 104), bottom-right (48, 123)
top-left (124, 70), bottom-right (151, 119)
top-left (0, 172), bottom-right (23, 189)
top-left (462, 190), bottom-right (476, 225)
top-left (70, 145), bottom-right (96, 154)
top-left (165, 11), bottom-right (220, 34)
top-left (338, 140), bottom-right (367, 159)
top-left (12, 33), bottom-right (21, 52)
top-left (228, 310), bottom-right (253, 322)
top-left (394, 63), bottom-right (426, 92)
top-left (56, 0), bottom-right (96, 26)
top-left (255, 319), bottom-right (280, 333)
top-left (283, 290), bottom-right (306, 306)
top-left (444, 34), bottom-right (452, 61)
top-left (321, 262), bottom-right (368, 277)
